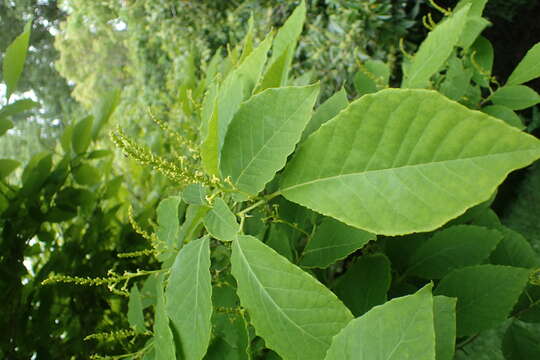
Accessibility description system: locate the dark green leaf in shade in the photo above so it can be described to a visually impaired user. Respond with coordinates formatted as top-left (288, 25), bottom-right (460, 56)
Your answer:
top-left (265, 223), bottom-right (293, 261)
top-left (434, 264), bottom-right (531, 336)
top-left (300, 217), bottom-right (375, 268)
top-left (231, 235), bottom-right (353, 360)
top-left (324, 284), bottom-right (436, 360)
top-left (490, 227), bottom-right (540, 268)
top-left (407, 225), bottom-right (502, 279)
top-left (332, 254), bottom-right (391, 316)
top-left (502, 320), bottom-right (540, 359)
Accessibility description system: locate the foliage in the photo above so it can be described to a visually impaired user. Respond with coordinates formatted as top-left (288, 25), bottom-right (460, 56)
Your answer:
top-left (0, 24), bottom-right (154, 359)
top-left (40, 1), bottom-right (540, 359)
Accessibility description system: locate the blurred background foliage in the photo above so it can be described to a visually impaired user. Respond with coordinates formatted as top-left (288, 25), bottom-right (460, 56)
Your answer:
top-left (1, 0), bottom-right (540, 358)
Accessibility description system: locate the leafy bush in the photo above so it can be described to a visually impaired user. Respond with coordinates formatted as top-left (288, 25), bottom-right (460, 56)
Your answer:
top-left (40, 0), bottom-right (540, 359)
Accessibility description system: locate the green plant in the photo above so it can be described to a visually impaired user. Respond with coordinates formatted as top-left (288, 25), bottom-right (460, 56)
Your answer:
top-left (45, 0), bottom-right (540, 359)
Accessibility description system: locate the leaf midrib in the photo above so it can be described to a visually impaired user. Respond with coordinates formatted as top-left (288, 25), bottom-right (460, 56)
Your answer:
top-left (235, 238), bottom-right (329, 349)
top-left (281, 148), bottom-right (538, 193)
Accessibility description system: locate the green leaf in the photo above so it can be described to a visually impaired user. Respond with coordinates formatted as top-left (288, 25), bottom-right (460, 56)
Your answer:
top-left (0, 98), bottom-right (39, 118)
top-left (501, 163), bottom-right (540, 254)
top-left (455, 0), bottom-right (488, 16)
top-left (280, 89), bottom-right (540, 235)
top-left (434, 264), bottom-right (531, 336)
top-left (433, 296), bottom-right (457, 360)
top-left (72, 116), bottom-right (94, 154)
top-left (490, 227), bottom-right (540, 268)
top-left (507, 42), bottom-right (540, 86)
top-left (200, 33), bottom-right (273, 176)
top-left (203, 198), bottom-right (239, 242)
top-left (300, 217), bottom-right (375, 268)
top-left (482, 105), bottom-right (524, 130)
top-left (502, 320), bottom-right (540, 359)
top-left (166, 237), bottom-right (212, 360)
top-left (128, 285), bottom-right (145, 333)
top-left (3, 21), bottom-right (32, 100)
top-left (407, 225), bottom-right (502, 279)
top-left (258, 0), bottom-right (306, 90)
top-left (265, 223), bottom-right (293, 261)
top-left (92, 89), bottom-right (120, 139)
top-left (87, 149), bottom-right (113, 159)
top-left (302, 88), bottom-right (348, 141)
top-left (439, 56), bottom-right (472, 101)
top-left (0, 159), bottom-right (20, 178)
top-left (206, 282), bottom-right (250, 360)
top-left (354, 60), bottom-right (390, 96)
top-left (324, 284), bottom-right (435, 360)
top-left (458, 16), bottom-right (490, 49)
top-left (490, 85), bottom-right (540, 110)
top-left (0, 118), bottom-right (13, 136)
top-left (231, 235), bottom-right (353, 360)
top-left (73, 164), bottom-right (101, 186)
top-left (154, 274), bottom-right (176, 360)
top-left (156, 196), bottom-right (182, 250)
top-left (182, 183), bottom-right (208, 205)
top-left (21, 152), bottom-right (52, 196)
top-left (332, 254), bottom-right (391, 316)
top-left (402, 5), bottom-right (470, 88)
top-left (221, 84), bottom-right (319, 196)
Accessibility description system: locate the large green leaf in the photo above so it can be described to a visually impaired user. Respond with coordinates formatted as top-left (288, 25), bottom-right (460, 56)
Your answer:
top-left (231, 235), bottom-right (353, 360)
top-left (301, 88), bottom-right (348, 141)
top-left (154, 274), bottom-right (176, 360)
top-left (407, 225), bottom-right (502, 279)
top-left (280, 89), bottom-right (540, 235)
top-left (92, 89), bottom-right (120, 139)
top-left (166, 237), bottom-right (212, 360)
top-left (434, 264), bottom-right (530, 336)
top-left (221, 84), bottom-right (319, 196)
top-left (324, 284), bottom-right (436, 360)
top-left (507, 42), bottom-right (540, 86)
top-left (402, 6), bottom-right (470, 88)
top-left (203, 198), bottom-right (240, 242)
top-left (2, 21), bottom-right (31, 100)
top-left (258, 0), bottom-right (306, 90)
top-left (332, 254), bottom-right (391, 316)
top-left (482, 105), bottom-right (524, 130)
top-left (300, 217), bottom-right (375, 268)
top-left (201, 33), bottom-right (273, 176)
top-left (433, 296), bottom-right (457, 360)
